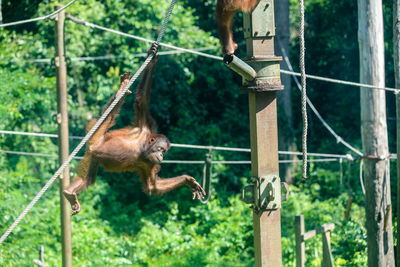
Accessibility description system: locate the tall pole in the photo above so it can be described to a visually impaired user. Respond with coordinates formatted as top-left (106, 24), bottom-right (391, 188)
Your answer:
top-left (55, 6), bottom-right (72, 267)
top-left (244, 0), bottom-right (283, 265)
top-left (393, 0), bottom-right (400, 265)
top-left (358, 0), bottom-right (394, 266)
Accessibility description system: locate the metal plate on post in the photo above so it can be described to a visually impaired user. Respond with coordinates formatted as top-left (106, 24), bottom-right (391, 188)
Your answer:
top-left (242, 175), bottom-right (283, 210)
top-left (242, 57), bottom-right (284, 92)
top-left (243, 0), bottom-right (275, 38)
top-left (258, 175), bottom-right (281, 210)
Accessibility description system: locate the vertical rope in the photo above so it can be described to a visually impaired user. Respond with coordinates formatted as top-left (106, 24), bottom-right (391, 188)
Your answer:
top-left (300, 0), bottom-right (308, 179)
top-left (0, 0), bottom-right (176, 245)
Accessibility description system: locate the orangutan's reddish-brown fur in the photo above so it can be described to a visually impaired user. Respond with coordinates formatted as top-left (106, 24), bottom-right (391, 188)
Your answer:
top-left (63, 44), bottom-right (205, 216)
top-left (216, 0), bottom-right (261, 55)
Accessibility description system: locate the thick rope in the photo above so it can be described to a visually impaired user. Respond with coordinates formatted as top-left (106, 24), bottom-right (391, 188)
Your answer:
top-left (0, 0), bottom-right (78, 28)
top-left (0, 0), bottom-right (176, 245)
top-left (278, 42), bottom-right (364, 157)
top-left (300, 0), bottom-right (308, 179)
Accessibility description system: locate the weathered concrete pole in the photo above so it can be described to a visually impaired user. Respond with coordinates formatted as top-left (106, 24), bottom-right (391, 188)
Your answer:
top-left (358, 0), bottom-right (394, 266)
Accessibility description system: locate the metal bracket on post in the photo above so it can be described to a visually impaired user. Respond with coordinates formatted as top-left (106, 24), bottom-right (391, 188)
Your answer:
top-left (242, 175), bottom-right (289, 211)
top-left (242, 0), bottom-right (283, 92)
top-left (241, 57), bottom-right (284, 92)
top-left (243, 0), bottom-right (275, 38)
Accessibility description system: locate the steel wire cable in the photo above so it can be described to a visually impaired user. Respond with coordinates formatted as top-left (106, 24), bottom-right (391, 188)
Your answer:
top-left (280, 69), bottom-right (400, 93)
top-left (278, 41), bottom-right (364, 157)
top-left (0, 0), bottom-right (78, 28)
top-left (0, 150), bottom-right (343, 164)
top-left (0, 129), bottom-right (356, 158)
top-left (67, 15), bottom-right (223, 61)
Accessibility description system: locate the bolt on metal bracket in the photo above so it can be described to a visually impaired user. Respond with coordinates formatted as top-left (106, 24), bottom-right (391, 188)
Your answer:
top-left (242, 175), bottom-right (289, 210)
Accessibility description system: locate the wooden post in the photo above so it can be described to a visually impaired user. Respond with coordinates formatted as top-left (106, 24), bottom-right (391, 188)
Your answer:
top-left (55, 6), bottom-right (72, 267)
top-left (322, 231), bottom-right (334, 267)
top-left (243, 0), bottom-right (283, 265)
top-left (295, 215), bottom-right (305, 267)
top-left (393, 0), bottom-right (400, 265)
top-left (296, 216), bottom-right (335, 267)
top-left (358, 0), bottom-right (394, 266)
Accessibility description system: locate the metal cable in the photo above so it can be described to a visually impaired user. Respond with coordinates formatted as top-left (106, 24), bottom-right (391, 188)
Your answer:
top-left (69, 47), bottom-right (218, 61)
top-left (300, 0), bottom-right (308, 179)
top-left (0, 149), bottom-right (83, 159)
top-left (0, 130), bottom-right (83, 139)
top-left (0, 0), bottom-right (78, 28)
top-left (0, 0), bottom-right (176, 245)
top-left (278, 42), bottom-right (364, 157)
top-left (6, 58), bottom-right (400, 95)
top-left (2, 5), bottom-right (399, 97)
top-left (3, 47), bottom-right (218, 64)
top-left (0, 150), bottom-right (342, 164)
top-left (170, 143), bottom-right (250, 152)
top-left (281, 69), bottom-right (400, 93)
top-left (67, 15), bottom-right (223, 61)
top-left (0, 130), bottom-right (357, 158)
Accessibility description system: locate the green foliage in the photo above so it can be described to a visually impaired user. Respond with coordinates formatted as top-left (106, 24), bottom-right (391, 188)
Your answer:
top-left (0, 0), bottom-right (393, 266)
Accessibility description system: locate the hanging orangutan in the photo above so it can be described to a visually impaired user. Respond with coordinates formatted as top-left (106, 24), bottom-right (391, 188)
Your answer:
top-left (216, 0), bottom-right (261, 55)
top-left (63, 43), bottom-right (205, 215)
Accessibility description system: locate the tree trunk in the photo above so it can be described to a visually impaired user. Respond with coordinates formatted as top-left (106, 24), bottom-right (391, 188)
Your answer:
top-left (358, 0), bottom-right (394, 266)
top-left (393, 0), bottom-right (400, 265)
top-left (274, 0), bottom-right (295, 183)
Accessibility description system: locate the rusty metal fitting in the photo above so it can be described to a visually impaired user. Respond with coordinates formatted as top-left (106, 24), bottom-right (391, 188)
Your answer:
top-left (241, 56), bottom-right (284, 92)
